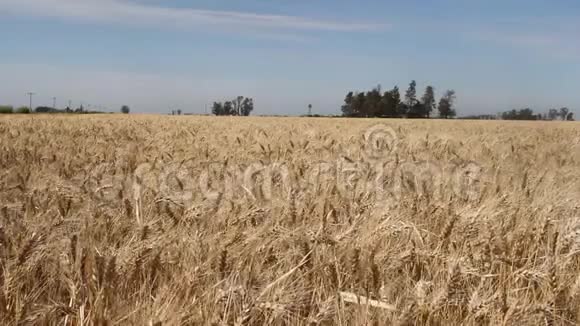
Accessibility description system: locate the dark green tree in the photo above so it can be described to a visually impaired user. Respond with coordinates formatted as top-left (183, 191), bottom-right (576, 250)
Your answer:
top-left (501, 108), bottom-right (538, 120)
top-left (560, 107), bottom-right (569, 121)
top-left (519, 108), bottom-right (535, 120)
top-left (438, 90), bottom-right (457, 119)
top-left (341, 92), bottom-right (355, 116)
top-left (405, 81), bottom-right (418, 108)
top-left (211, 102), bottom-right (224, 116)
top-left (378, 91), bottom-right (390, 117)
top-left (392, 87), bottom-right (408, 117)
top-left (351, 92), bottom-right (366, 117)
top-left (121, 105), bottom-right (130, 114)
top-left (421, 86), bottom-right (436, 118)
top-left (16, 107), bottom-right (30, 114)
top-left (382, 86), bottom-right (401, 117)
top-left (407, 102), bottom-right (426, 119)
top-left (241, 97), bottom-right (254, 116)
top-left (36, 106), bottom-right (55, 113)
top-left (0, 105), bottom-right (14, 114)
top-left (223, 101), bottom-right (234, 115)
top-left (364, 85), bottom-right (382, 117)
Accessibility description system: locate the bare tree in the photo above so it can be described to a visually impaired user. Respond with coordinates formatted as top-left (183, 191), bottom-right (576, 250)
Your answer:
top-left (560, 107), bottom-right (569, 121)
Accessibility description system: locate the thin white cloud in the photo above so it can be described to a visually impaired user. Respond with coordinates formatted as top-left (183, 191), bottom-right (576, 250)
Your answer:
top-left (394, 15), bottom-right (580, 61)
top-left (0, 0), bottom-right (385, 32)
top-left (469, 28), bottom-right (580, 61)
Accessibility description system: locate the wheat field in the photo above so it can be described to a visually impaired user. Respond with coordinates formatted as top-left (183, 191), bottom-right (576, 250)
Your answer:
top-left (0, 115), bottom-right (579, 325)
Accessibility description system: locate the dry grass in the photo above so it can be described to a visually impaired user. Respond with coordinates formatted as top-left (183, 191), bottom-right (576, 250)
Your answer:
top-left (0, 115), bottom-right (579, 325)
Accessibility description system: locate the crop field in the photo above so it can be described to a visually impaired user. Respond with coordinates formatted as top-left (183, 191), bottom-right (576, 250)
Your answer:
top-left (0, 115), bottom-right (579, 325)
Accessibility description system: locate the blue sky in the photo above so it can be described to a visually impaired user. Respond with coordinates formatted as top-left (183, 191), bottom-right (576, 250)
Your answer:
top-left (0, 0), bottom-right (579, 116)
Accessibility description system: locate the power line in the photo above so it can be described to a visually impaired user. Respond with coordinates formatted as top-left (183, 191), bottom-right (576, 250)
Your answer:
top-left (26, 92), bottom-right (35, 111)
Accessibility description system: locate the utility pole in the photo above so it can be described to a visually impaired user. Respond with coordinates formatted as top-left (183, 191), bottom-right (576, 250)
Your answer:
top-left (52, 97), bottom-right (57, 109)
top-left (26, 92), bottom-right (35, 112)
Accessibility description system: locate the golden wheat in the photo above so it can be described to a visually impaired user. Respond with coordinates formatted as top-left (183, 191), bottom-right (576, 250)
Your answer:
top-left (0, 115), bottom-right (579, 325)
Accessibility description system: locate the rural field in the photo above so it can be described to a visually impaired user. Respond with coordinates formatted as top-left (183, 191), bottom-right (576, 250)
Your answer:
top-left (0, 115), bottom-right (579, 325)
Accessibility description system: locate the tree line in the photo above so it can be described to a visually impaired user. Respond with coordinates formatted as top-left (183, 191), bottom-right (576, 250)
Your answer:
top-left (341, 81), bottom-right (457, 119)
top-left (212, 96), bottom-right (254, 116)
top-left (0, 104), bottom-right (131, 114)
top-left (0, 105), bottom-right (30, 114)
top-left (463, 108), bottom-right (574, 121)
top-left (499, 107), bottom-right (573, 121)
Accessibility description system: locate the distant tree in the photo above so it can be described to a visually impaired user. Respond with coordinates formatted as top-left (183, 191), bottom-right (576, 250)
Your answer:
top-left (339, 83), bottom-right (453, 119)
top-left (233, 96), bottom-right (244, 116)
top-left (548, 109), bottom-right (559, 120)
top-left (364, 85), bottom-right (382, 117)
top-left (241, 97), bottom-right (254, 116)
top-left (395, 88), bottom-right (410, 117)
top-left (567, 112), bottom-right (575, 121)
top-left (438, 90), bottom-right (457, 119)
top-left (460, 114), bottom-right (497, 120)
top-left (121, 105), bottom-right (130, 114)
top-left (376, 86), bottom-right (403, 118)
top-left (421, 86), bottom-right (436, 118)
top-left (387, 86), bottom-right (402, 117)
top-left (36, 106), bottom-right (54, 113)
top-left (397, 103), bottom-right (409, 117)
top-left (501, 109), bottom-right (516, 120)
top-left (378, 91), bottom-right (391, 117)
top-left (177, 109), bottom-right (182, 115)
top-left (212, 102), bottom-right (224, 116)
top-left (398, 81), bottom-right (418, 118)
top-left (559, 107), bottom-right (569, 121)
top-left (520, 108), bottom-right (536, 120)
top-left (407, 102), bottom-right (426, 119)
top-left (16, 107), bottom-right (30, 114)
top-left (0, 105), bottom-right (14, 114)
top-left (212, 96), bottom-right (254, 116)
top-left (223, 101), bottom-right (234, 115)
top-left (404, 80), bottom-right (418, 109)
top-left (501, 108), bottom-right (537, 120)
top-left (341, 92), bottom-right (355, 116)
top-left (352, 92), bottom-right (366, 117)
